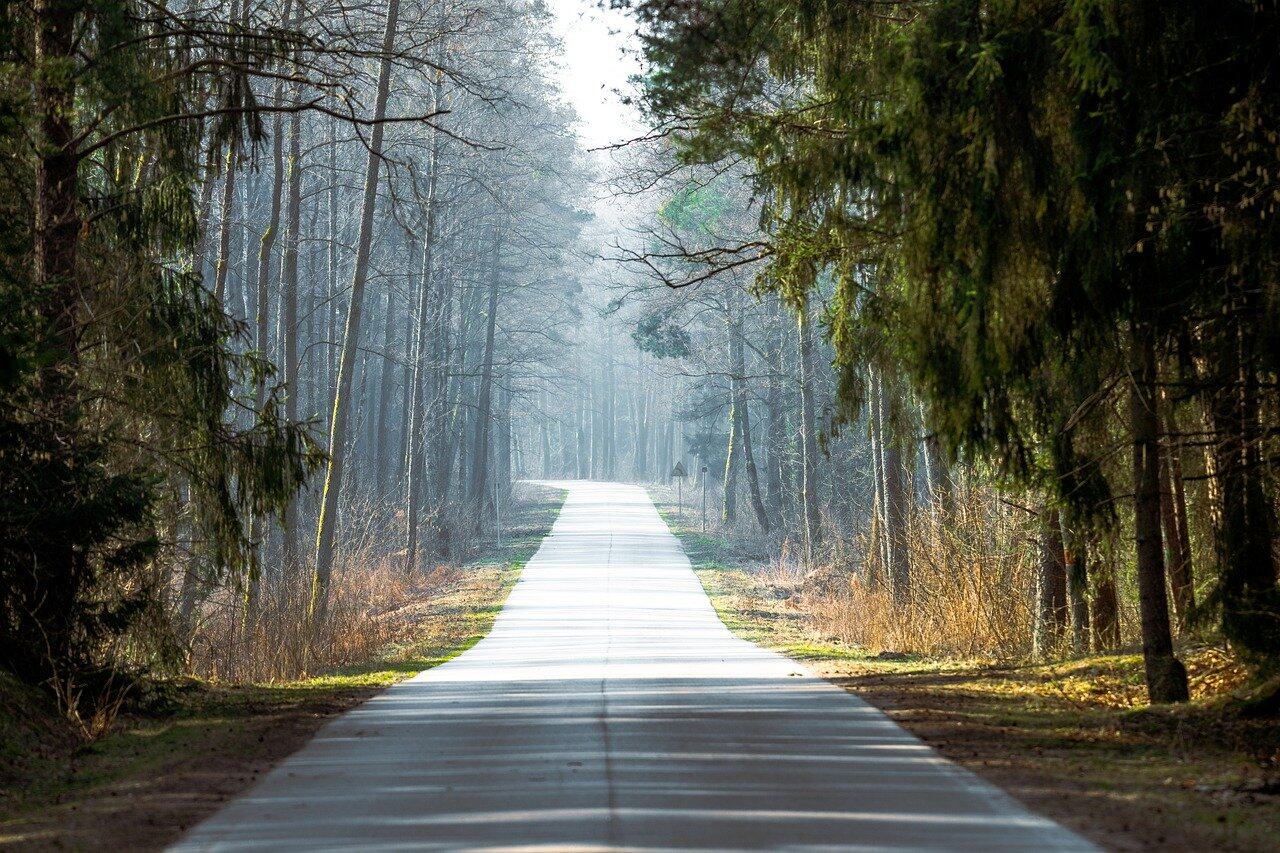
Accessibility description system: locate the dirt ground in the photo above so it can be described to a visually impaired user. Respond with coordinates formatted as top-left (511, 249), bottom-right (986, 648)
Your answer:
top-left (4, 684), bottom-right (378, 850)
top-left (810, 658), bottom-right (1280, 852)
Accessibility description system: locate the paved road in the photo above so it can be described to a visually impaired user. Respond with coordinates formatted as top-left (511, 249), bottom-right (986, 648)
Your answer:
top-left (175, 481), bottom-right (1093, 851)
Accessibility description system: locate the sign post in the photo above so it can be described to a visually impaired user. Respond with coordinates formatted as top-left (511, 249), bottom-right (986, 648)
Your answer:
top-left (670, 461), bottom-right (687, 516)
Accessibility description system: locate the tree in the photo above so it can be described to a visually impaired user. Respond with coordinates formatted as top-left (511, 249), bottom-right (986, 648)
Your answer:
top-left (310, 0), bottom-right (402, 629)
top-left (3, 0), bottom-right (320, 686)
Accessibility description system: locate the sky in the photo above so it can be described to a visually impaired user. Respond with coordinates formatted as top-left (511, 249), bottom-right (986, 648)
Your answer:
top-left (546, 0), bottom-right (646, 151)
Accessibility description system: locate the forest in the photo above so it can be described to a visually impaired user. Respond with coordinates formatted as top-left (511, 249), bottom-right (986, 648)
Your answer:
top-left (1, 0), bottom-right (1279, 848)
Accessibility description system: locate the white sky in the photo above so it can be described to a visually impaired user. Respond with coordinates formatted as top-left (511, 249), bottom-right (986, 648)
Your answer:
top-left (547, 0), bottom-right (645, 151)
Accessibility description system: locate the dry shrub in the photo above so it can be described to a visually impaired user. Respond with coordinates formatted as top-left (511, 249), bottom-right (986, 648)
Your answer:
top-left (48, 666), bottom-right (129, 742)
top-left (803, 490), bottom-right (1040, 658)
top-left (187, 493), bottom-right (448, 683)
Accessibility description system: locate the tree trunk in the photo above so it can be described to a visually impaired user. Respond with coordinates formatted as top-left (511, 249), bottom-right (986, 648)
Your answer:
top-left (1204, 281), bottom-right (1278, 659)
top-left (33, 0), bottom-right (82, 393)
top-left (429, 259), bottom-right (459, 534)
top-left (193, 138), bottom-right (221, 275)
top-left (868, 372), bottom-right (887, 583)
top-left (244, 98), bottom-right (287, 634)
top-left (633, 387), bottom-right (649, 479)
top-left (589, 381), bottom-right (600, 479)
top-left (403, 109), bottom-right (441, 572)
top-left (375, 284), bottom-right (396, 497)
top-left (1033, 506), bottom-right (1068, 659)
top-left (576, 404), bottom-right (588, 478)
top-left (497, 384), bottom-right (512, 501)
top-left (724, 297), bottom-right (770, 533)
top-left (765, 329), bottom-right (784, 522)
top-left (212, 141), bottom-right (238, 303)
top-left (1091, 533), bottom-right (1122, 652)
top-left (1130, 323), bottom-right (1189, 703)
top-left (560, 417), bottom-right (574, 476)
top-left (920, 403), bottom-right (951, 514)
top-left (604, 342), bottom-right (616, 479)
top-left (1062, 520), bottom-right (1091, 655)
top-left (721, 317), bottom-right (740, 525)
top-left (278, 105), bottom-right (304, 594)
top-left (399, 278), bottom-right (415, 482)
top-left (739, 395), bottom-right (771, 534)
top-left (882, 444), bottom-right (911, 601)
top-left (325, 115), bottom-right (340, 398)
top-left (541, 400), bottom-right (553, 479)
top-left (309, 0), bottom-right (402, 630)
top-left (469, 231), bottom-right (501, 528)
top-left (1159, 403), bottom-right (1195, 631)
top-left (797, 298), bottom-right (822, 560)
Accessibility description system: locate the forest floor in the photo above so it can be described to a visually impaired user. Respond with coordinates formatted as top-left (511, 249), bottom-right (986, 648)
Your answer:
top-left (0, 485), bottom-right (566, 851)
top-left (651, 490), bottom-right (1280, 853)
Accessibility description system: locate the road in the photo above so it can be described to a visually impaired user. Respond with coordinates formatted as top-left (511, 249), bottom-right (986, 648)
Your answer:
top-left (175, 481), bottom-right (1094, 851)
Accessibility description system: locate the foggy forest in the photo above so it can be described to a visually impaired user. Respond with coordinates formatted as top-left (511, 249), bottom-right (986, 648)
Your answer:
top-left (2, 0), bottom-right (1279, 849)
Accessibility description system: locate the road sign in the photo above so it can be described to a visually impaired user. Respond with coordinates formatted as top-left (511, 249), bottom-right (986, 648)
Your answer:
top-left (671, 462), bottom-right (687, 512)
top-left (671, 461), bottom-right (687, 478)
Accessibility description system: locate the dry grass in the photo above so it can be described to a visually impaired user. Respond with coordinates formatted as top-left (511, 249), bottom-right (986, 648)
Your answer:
top-left (186, 508), bottom-right (418, 683)
top-left (661, 486), bottom-right (1144, 661)
top-left (185, 489), bottom-right (518, 684)
top-left (807, 499), bottom-right (1041, 657)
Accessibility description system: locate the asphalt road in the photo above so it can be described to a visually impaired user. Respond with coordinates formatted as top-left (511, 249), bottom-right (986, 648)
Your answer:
top-left (174, 481), bottom-right (1094, 851)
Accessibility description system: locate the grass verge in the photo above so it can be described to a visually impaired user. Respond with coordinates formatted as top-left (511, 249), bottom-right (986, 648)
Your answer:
top-left (0, 485), bottom-right (566, 851)
top-left (651, 491), bottom-right (1280, 853)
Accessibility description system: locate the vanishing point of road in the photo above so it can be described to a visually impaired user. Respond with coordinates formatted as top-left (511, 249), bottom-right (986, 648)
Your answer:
top-left (175, 481), bottom-right (1094, 851)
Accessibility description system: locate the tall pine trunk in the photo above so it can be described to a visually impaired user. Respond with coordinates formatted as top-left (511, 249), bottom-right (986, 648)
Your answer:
top-left (374, 285), bottom-right (397, 497)
top-left (245, 97), bottom-right (287, 634)
top-left (1206, 284), bottom-right (1277, 658)
top-left (404, 107), bottom-right (441, 572)
top-left (633, 387), bottom-right (649, 479)
top-left (1159, 403), bottom-right (1195, 630)
top-left (726, 295), bottom-right (770, 532)
top-left (310, 0), bottom-right (401, 629)
top-left (1062, 518), bottom-right (1091, 655)
top-left (876, 372), bottom-right (911, 602)
top-left (278, 105), bottom-right (304, 596)
top-left (468, 231), bottom-right (500, 529)
top-left (1130, 323), bottom-right (1189, 703)
top-left (721, 300), bottom-right (740, 524)
top-left (764, 301), bottom-right (784, 521)
top-left (797, 298), bottom-right (822, 561)
top-left (1033, 506), bottom-right (1067, 659)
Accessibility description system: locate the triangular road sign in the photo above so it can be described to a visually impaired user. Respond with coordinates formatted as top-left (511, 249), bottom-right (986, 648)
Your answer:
top-left (671, 461), bottom-right (687, 478)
